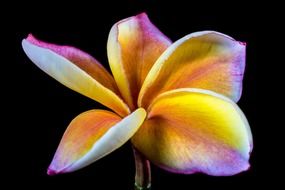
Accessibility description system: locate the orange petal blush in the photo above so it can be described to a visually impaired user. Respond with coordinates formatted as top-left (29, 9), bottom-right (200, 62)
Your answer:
top-left (133, 88), bottom-right (252, 176)
top-left (48, 108), bottom-right (146, 174)
top-left (107, 13), bottom-right (171, 110)
top-left (139, 31), bottom-right (246, 108)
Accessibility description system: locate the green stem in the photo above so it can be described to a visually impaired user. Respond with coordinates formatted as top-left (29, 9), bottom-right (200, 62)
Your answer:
top-left (133, 147), bottom-right (151, 190)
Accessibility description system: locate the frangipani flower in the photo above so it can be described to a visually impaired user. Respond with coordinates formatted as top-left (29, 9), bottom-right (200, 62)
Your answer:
top-left (22, 13), bottom-right (252, 188)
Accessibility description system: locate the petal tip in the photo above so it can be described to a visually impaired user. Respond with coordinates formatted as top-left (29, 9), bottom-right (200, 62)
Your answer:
top-left (26, 33), bottom-right (37, 43)
top-left (239, 41), bottom-right (247, 46)
top-left (47, 167), bottom-right (57, 176)
top-left (245, 163), bottom-right (251, 171)
top-left (136, 12), bottom-right (148, 18)
top-left (21, 38), bottom-right (27, 47)
top-left (21, 35), bottom-right (35, 51)
top-left (21, 38), bottom-right (31, 54)
top-left (26, 33), bottom-right (34, 39)
top-left (25, 33), bottom-right (44, 47)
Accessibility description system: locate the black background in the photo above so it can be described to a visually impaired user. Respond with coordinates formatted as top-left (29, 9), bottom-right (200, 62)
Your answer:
top-left (13, 0), bottom-right (268, 189)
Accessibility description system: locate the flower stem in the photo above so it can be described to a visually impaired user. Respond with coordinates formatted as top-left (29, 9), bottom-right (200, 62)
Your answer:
top-left (133, 147), bottom-right (151, 190)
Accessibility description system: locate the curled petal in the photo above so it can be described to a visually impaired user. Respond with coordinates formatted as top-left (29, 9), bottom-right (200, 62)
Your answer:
top-left (107, 13), bottom-right (171, 110)
top-left (48, 108), bottom-right (146, 175)
top-left (138, 31), bottom-right (246, 108)
top-left (132, 88), bottom-right (252, 176)
top-left (22, 35), bottom-right (129, 116)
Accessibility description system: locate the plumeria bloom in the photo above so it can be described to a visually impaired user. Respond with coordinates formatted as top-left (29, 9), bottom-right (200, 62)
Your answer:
top-left (22, 13), bottom-right (252, 187)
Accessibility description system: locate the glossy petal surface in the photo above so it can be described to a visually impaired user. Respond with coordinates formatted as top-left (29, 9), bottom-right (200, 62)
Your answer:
top-left (22, 37), bottom-right (129, 116)
top-left (132, 88), bottom-right (252, 176)
top-left (139, 31), bottom-right (246, 108)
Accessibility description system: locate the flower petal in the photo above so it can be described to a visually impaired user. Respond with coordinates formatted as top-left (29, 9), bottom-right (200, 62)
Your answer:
top-left (132, 88), bottom-right (252, 176)
top-left (22, 35), bottom-right (129, 116)
top-left (138, 31), bottom-right (246, 108)
top-left (107, 13), bottom-right (172, 110)
top-left (48, 108), bottom-right (146, 175)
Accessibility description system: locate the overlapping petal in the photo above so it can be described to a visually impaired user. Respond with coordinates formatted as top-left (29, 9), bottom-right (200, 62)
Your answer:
top-left (48, 108), bottom-right (146, 175)
top-left (138, 31), bottom-right (246, 108)
top-left (22, 35), bottom-right (129, 116)
top-left (22, 13), bottom-right (252, 179)
top-left (132, 88), bottom-right (252, 176)
top-left (107, 13), bottom-right (172, 110)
